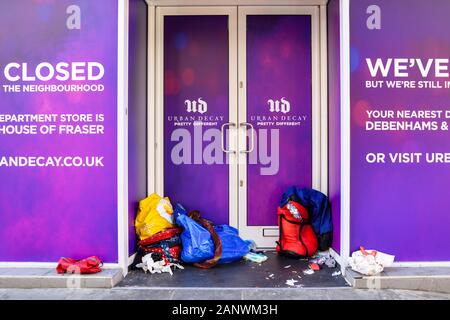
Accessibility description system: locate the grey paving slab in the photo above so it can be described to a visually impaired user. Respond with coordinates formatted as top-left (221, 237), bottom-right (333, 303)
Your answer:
top-left (243, 288), bottom-right (331, 300)
top-left (383, 267), bottom-right (450, 277)
top-left (0, 276), bottom-right (42, 289)
top-left (0, 288), bottom-right (448, 300)
top-left (379, 277), bottom-right (450, 293)
top-left (0, 288), bottom-right (73, 300)
top-left (71, 288), bottom-right (176, 300)
top-left (171, 288), bottom-right (243, 300)
top-left (0, 268), bottom-right (51, 276)
top-left (344, 268), bottom-right (365, 280)
top-left (329, 288), bottom-right (396, 300)
top-left (387, 289), bottom-right (450, 300)
top-left (0, 268), bottom-right (123, 289)
top-left (111, 289), bottom-right (176, 300)
top-left (345, 267), bottom-right (450, 294)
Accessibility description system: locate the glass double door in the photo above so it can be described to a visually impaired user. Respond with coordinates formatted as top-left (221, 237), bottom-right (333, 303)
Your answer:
top-left (156, 6), bottom-right (320, 247)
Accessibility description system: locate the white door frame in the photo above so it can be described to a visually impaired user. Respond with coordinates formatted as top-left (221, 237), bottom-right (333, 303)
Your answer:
top-left (236, 6), bottom-right (322, 248)
top-left (154, 6), bottom-right (239, 228)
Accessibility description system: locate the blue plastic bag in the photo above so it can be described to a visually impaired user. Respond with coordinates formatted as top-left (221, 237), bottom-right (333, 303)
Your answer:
top-left (174, 204), bottom-right (251, 264)
top-left (174, 204), bottom-right (214, 263)
top-left (215, 225), bottom-right (251, 264)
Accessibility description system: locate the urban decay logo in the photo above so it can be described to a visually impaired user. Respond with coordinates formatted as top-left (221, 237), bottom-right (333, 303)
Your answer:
top-left (268, 97), bottom-right (291, 114)
top-left (168, 96), bottom-right (281, 176)
top-left (185, 98), bottom-right (208, 114)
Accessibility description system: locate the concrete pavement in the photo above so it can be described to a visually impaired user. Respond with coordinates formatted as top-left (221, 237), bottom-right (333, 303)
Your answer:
top-left (0, 287), bottom-right (449, 300)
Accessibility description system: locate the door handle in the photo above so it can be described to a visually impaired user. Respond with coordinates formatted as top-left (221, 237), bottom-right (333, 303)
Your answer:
top-left (221, 122), bottom-right (236, 154)
top-left (240, 122), bottom-right (255, 154)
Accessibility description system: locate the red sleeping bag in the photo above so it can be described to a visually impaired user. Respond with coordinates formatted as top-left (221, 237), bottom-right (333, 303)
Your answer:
top-left (276, 201), bottom-right (318, 258)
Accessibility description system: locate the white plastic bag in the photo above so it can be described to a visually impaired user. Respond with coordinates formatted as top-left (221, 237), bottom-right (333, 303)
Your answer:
top-left (348, 248), bottom-right (395, 276)
top-left (136, 253), bottom-right (184, 276)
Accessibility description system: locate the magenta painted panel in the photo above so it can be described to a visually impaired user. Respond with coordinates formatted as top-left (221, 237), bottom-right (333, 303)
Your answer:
top-left (328, 0), bottom-right (341, 253)
top-left (350, 0), bottom-right (450, 261)
top-left (163, 16), bottom-right (230, 225)
top-left (0, 0), bottom-right (118, 262)
top-left (246, 15), bottom-right (312, 226)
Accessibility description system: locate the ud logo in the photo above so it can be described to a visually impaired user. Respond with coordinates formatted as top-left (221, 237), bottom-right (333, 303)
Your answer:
top-left (268, 98), bottom-right (290, 114)
top-left (184, 98), bottom-right (208, 114)
top-left (66, 5), bottom-right (81, 30)
top-left (185, 98), bottom-right (207, 114)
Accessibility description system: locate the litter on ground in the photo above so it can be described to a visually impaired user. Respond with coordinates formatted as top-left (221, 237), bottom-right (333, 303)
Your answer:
top-left (285, 279), bottom-right (298, 286)
top-left (325, 257), bottom-right (336, 268)
top-left (265, 274), bottom-right (275, 281)
top-left (303, 269), bottom-right (315, 275)
top-left (348, 246), bottom-right (395, 276)
top-left (243, 252), bottom-right (268, 263)
top-left (136, 253), bottom-right (184, 276)
top-left (309, 250), bottom-right (336, 268)
top-left (309, 263), bottom-right (321, 271)
top-left (332, 271), bottom-right (341, 277)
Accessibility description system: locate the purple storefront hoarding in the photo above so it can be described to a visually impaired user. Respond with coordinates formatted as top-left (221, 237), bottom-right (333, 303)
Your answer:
top-left (350, 0), bottom-right (450, 261)
top-left (0, 0), bottom-right (118, 262)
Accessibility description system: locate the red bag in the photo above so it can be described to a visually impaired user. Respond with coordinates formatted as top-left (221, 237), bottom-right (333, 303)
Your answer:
top-left (56, 256), bottom-right (103, 274)
top-left (138, 227), bottom-right (182, 247)
top-left (276, 201), bottom-right (318, 258)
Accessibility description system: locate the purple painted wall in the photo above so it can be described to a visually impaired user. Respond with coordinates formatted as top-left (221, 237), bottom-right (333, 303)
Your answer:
top-left (0, 0), bottom-right (118, 262)
top-left (128, 0), bottom-right (148, 256)
top-left (163, 16), bottom-right (230, 225)
top-left (246, 15), bottom-right (313, 226)
top-left (350, 0), bottom-right (450, 261)
top-left (327, 0), bottom-right (341, 253)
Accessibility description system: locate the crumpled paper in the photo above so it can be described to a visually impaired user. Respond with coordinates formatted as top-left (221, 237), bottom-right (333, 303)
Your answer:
top-left (348, 248), bottom-right (395, 276)
top-left (136, 253), bottom-right (184, 276)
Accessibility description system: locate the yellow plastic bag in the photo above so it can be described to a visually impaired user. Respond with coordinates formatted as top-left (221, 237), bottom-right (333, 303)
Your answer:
top-left (135, 193), bottom-right (174, 240)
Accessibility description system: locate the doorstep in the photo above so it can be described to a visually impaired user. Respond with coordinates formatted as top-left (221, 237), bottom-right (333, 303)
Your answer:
top-left (118, 252), bottom-right (349, 289)
top-left (0, 268), bottom-right (123, 289)
top-left (345, 267), bottom-right (450, 294)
